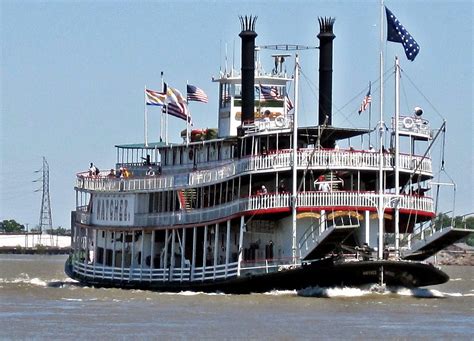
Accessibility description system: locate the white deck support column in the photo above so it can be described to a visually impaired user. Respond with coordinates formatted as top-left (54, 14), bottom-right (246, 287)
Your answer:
top-left (121, 231), bottom-right (125, 280)
top-left (170, 229), bottom-right (176, 281)
top-left (163, 229), bottom-right (169, 282)
top-left (140, 229), bottom-right (145, 280)
top-left (237, 216), bottom-right (245, 276)
top-left (191, 227), bottom-right (197, 281)
top-left (93, 228), bottom-right (98, 279)
top-left (213, 223), bottom-right (219, 279)
top-left (129, 231), bottom-right (135, 280)
top-left (180, 228), bottom-right (186, 281)
top-left (102, 230), bottom-right (107, 279)
top-left (364, 210), bottom-right (370, 244)
top-left (111, 230), bottom-right (116, 280)
top-left (150, 230), bottom-right (155, 282)
top-left (225, 220), bottom-right (231, 276)
top-left (84, 227), bottom-right (89, 266)
top-left (202, 225), bottom-right (208, 280)
top-left (320, 210), bottom-right (326, 234)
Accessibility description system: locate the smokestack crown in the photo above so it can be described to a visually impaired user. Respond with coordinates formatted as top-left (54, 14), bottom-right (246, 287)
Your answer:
top-left (239, 15), bottom-right (258, 33)
top-left (318, 17), bottom-right (335, 36)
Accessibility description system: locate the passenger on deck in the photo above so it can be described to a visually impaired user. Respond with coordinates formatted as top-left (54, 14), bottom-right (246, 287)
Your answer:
top-left (368, 145), bottom-right (376, 153)
top-left (260, 185), bottom-right (268, 195)
top-left (89, 163), bottom-right (99, 177)
top-left (315, 175), bottom-right (330, 192)
top-left (278, 180), bottom-right (286, 193)
top-left (107, 169), bottom-right (116, 178)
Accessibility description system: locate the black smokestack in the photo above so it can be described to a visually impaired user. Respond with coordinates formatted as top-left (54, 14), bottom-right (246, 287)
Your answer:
top-left (317, 17), bottom-right (335, 126)
top-left (239, 15), bottom-right (258, 125)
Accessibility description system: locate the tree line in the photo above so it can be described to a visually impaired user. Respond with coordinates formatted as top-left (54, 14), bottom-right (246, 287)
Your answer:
top-left (0, 219), bottom-right (70, 236)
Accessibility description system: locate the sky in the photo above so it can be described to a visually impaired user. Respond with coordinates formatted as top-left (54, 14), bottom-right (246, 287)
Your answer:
top-left (1, 0), bottom-right (472, 230)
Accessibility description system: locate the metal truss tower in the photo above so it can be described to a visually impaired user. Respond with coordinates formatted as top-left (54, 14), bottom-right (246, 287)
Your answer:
top-left (37, 157), bottom-right (53, 235)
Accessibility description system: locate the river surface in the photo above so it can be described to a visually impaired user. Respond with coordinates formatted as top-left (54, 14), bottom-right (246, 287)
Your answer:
top-left (0, 254), bottom-right (472, 340)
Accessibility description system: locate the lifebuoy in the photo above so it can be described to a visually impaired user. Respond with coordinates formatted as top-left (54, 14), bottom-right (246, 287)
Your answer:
top-left (275, 116), bottom-right (285, 127)
top-left (403, 117), bottom-right (414, 129)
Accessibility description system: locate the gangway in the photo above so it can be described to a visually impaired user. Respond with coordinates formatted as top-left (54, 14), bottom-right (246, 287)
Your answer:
top-left (402, 225), bottom-right (473, 261)
top-left (298, 211), bottom-right (359, 260)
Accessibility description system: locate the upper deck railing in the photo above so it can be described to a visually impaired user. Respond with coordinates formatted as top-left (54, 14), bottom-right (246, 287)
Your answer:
top-left (76, 149), bottom-right (432, 193)
top-left (77, 191), bottom-right (434, 228)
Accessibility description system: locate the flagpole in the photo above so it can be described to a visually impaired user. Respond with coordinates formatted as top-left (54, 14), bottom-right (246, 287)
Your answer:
top-left (394, 56), bottom-right (401, 256)
top-left (291, 54), bottom-right (299, 265)
top-left (186, 81), bottom-right (190, 146)
top-left (160, 72), bottom-right (164, 143)
top-left (144, 85), bottom-right (148, 147)
top-left (377, 0), bottom-right (385, 260)
top-left (368, 81), bottom-right (372, 148)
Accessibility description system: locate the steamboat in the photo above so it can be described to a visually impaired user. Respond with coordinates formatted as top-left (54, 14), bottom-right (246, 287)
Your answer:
top-left (65, 14), bottom-right (471, 293)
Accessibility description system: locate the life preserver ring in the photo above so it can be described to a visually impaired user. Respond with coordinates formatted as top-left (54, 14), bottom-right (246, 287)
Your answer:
top-left (403, 117), bottom-right (414, 129)
top-left (275, 116), bottom-right (285, 127)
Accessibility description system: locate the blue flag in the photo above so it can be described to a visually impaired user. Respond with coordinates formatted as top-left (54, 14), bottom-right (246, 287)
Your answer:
top-left (385, 7), bottom-right (420, 61)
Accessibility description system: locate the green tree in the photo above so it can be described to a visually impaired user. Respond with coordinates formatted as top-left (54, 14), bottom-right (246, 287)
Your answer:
top-left (460, 217), bottom-right (474, 246)
top-left (0, 219), bottom-right (25, 233)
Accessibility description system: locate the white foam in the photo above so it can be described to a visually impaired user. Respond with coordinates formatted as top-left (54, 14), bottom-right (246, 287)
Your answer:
top-left (298, 286), bottom-right (372, 297)
top-left (263, 289), bottom-right (297, 296)
top-left (0, 274), bottom-right (48, 287)
top-left (29, 278), bottom-right (48, 287)
top-left (395, 287), bottom-right (444, 298)
top-left (297, 285), bottom-right (458, 298)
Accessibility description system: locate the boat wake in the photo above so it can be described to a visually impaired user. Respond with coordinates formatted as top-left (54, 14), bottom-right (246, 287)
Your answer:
top-left (0, 273), bottom-right (79, 289)
top-left (296, 285), bottom-right (457, 298)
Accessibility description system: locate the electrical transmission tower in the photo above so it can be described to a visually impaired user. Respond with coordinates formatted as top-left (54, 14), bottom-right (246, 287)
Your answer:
top-left (34, 157), bottom-right (53, 243)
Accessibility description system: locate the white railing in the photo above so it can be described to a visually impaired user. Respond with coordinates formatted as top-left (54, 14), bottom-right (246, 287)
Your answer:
top-left (72, 260), bottom-right (238, 282)
top-left (80, 192), bottom-right (433, 228)
top-left (76, 149), bottom-right (432, 193)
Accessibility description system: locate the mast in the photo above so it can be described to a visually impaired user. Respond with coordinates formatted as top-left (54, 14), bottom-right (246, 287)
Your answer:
top-left (377, 0), bottom-right (385, 259)
top-left (291, 54), bottom-right (300, 264)
top-left (394, 56), bottom-right (401, 255)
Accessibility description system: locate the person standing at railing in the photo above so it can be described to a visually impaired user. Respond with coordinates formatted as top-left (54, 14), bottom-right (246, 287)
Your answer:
top-left (89, 162), bottom-right (99, 177)
top-left (315, 175), bottom-right (330, 192)
top-left (278, 180), bottom-right (286, 193)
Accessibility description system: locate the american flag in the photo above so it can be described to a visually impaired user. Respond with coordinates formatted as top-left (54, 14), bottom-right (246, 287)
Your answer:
top-left (358, 85), bottom-right (372, 114)
top-left (187, 84), bottom-right (208, 103)
top-left (145, 89), bottom-right (166, 106)
top-left (385, 7), bottom-right (420, 61)
top-left (259, 84), bottom-right (279, 100)
top-left (165, 102), bottom-right (192, 124)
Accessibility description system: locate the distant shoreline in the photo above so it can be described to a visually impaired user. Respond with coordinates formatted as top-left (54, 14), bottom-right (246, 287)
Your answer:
top-left (0, 246), bottom-right (71, 255)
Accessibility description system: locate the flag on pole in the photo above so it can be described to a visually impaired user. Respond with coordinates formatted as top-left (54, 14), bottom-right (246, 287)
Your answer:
top-left (385, 7), bottom-right (420, 61)
top-left (164, 84), bottom-right (192, 123)
top-left (166, 103), bottom-right (192, 123)
top-left (285, 95), bottom-right (294, 112)
top-left (145, 89), bottom-right (166, 106)
top-left (258, 84), bottom-right (279, 100)
top-left (358, 84), bottom-right (372, 114)
top-left (187, 84), bottom-right (209, 103)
